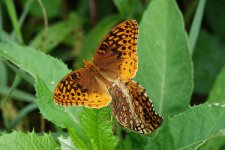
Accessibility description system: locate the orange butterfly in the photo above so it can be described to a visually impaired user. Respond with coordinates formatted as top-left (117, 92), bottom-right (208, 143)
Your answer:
top-left (53, 20), bottom-right (162, 134)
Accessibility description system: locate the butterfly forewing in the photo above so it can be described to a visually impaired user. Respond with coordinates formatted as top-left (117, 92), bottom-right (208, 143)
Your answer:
top-left (93, 19), bottom-right (138, 82)
top-left (53, 68), bottom-right (111, 108)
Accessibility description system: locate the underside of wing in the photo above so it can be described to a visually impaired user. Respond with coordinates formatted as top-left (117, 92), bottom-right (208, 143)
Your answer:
top-left (53, 68), bottom-right (111, 108)
top-left (111, 79), bottom-right (163, 134)
top-left (93, 19), bottom-right (138, 82)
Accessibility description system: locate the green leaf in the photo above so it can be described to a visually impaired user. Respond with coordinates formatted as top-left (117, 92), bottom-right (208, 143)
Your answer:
top-left (77, 15), bottom-right (121, 67)
top-left (193, 31), bottom-right (225, 94)
top-left (208, 65), bottom-right (225, 103)
top-left (0, 131), bottom-right (59, 149)
top-left (145, 104), bottom-right (225, 150)
top-left (36, 75), bottom-right (82, 129)
top-left (58, 136), bottom-right (76, 150)
top-left (136, 0), bottom-right (193, 116)
top-left (0, 42), bottom-right (69, 92)
top-left (30, 13), bottom-right (81, 53)
top-left (199, 134), bottom-right (225, 150)
top-left (5, 0), bottom-right (23, 43)
top-left (0, 42), bottom-right (80, 127)
top-left (0, 42), bottom-right (117, 149)
top-left (66, 127), bottom-right (90, 150)
top-left (80, 108), bottom-right (117, 150)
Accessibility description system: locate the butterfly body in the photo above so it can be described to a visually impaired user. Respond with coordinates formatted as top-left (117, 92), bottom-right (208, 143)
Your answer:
top-left (53, 19), bottom-right (163, 134)
top-left (83, 60), bottom-right (112, 88)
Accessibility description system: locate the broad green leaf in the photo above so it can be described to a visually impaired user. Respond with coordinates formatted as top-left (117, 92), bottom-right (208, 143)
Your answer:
top-left (0, 42), bottom-right (69, 92)
top-left (0, 42), bottom-right (81, 127)
top-left (77, 15), bottom-right (121, 67)
top-left (145, 104), bottom-right (225, 150)
top-left (193, 31), bottom-right (225, 94)
top-left (199, 134), bottom-right (225, 150)
top-left (122, 132), bottom-right (148, 150)
top-left (0, 131), bottom-right (59, 149)
top-left (136, 0), bottom-right (193, 116)
top-left (36, 65), bottom-right (116, 150)
top-left (30, 13), bottom-right (80, 53)
top-left (58, 136), bottom-right (77, 150)
top-left (66, 127), bottom-right (90, 150)
top-left (80, 108), bottom-right (117, 150)
top-left (0, 43), bottom-right (117, 149)
top-left (35, 76), bottom-right (82, 128)
top-left (208, 65), bottom-right (225, 103)
top-left (5, 0), bottom-right (23, 43)
top-left (0, 42), bottom-right (80, 127)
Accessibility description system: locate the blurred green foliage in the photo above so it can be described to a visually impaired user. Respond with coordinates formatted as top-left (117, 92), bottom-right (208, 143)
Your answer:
top-left (0, 0), bottom-right (225, 149)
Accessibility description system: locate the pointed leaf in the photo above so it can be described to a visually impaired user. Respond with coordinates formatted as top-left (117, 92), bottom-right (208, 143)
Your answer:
top-left (199, 134), bottom-right (225, 150)
top-left (58, 136), bottom-right (77, 150)
top-left (0, 43), bottom-right (117, 149)
top-left (0, 42), bottom-right (81, 128)
top-left (0, 131), bottom-right (59, 150)
top-left (136, 0), bottom-right (193, 116)
top-left (145, 104), bottom-right (225, 150)
top-left (80, 108), bottom-right (117, 150)
top-left (208, 65), bottom-right (225, 103)
top-left (30, 13), bottom-right (80, 53)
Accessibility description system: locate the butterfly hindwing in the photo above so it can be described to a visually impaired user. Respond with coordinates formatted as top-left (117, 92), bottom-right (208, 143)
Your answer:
top-left (111, 79), bottom-right (163, 134)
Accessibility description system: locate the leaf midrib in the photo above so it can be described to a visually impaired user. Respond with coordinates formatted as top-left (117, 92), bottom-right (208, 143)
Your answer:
top-left (158, 1), bottom-right (170, 114)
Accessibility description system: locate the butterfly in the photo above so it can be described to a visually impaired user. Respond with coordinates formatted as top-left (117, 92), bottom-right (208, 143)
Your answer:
top-left (53, 19), bottom-right (163, 134)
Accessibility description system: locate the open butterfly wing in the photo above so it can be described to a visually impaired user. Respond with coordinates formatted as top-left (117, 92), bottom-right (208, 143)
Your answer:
top-left (93, 20), bottom-right (138, 82)
top-left (53, 68), bottom-right (111, 108)
top-left (111, 79), bottom-right (163, 134)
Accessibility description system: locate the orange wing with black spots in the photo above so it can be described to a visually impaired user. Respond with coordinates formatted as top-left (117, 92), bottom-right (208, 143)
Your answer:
top-left (111, 79), bottom-right (163, 134)
top-left (53, 68), bottom-right (111, 108)
top-left (53, 19), bottom-right (163, 134)
top-left (93, 20), bottom-right (138, 82)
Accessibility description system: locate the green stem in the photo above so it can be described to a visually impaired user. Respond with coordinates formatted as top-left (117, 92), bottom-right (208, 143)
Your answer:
top-left (189, 0), bottom-right (206, 55)
top-left (7, 103), bottom-right (38, 131)
top-left (4, 0), bottom-right (24, 44)
top-left (1, 74), bottom-right (21, 106)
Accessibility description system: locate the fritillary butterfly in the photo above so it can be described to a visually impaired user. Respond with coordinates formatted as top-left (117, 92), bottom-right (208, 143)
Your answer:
top-left (53, 20), bottom-right (163, 134)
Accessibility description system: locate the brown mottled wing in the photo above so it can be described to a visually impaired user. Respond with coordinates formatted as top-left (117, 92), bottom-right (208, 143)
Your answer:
top-left (93, 19), bottom-right (138, 82)
top-left (111, 79), bottom-right (163, 134)
top-left (53, 68), bottom-right (111, 108)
